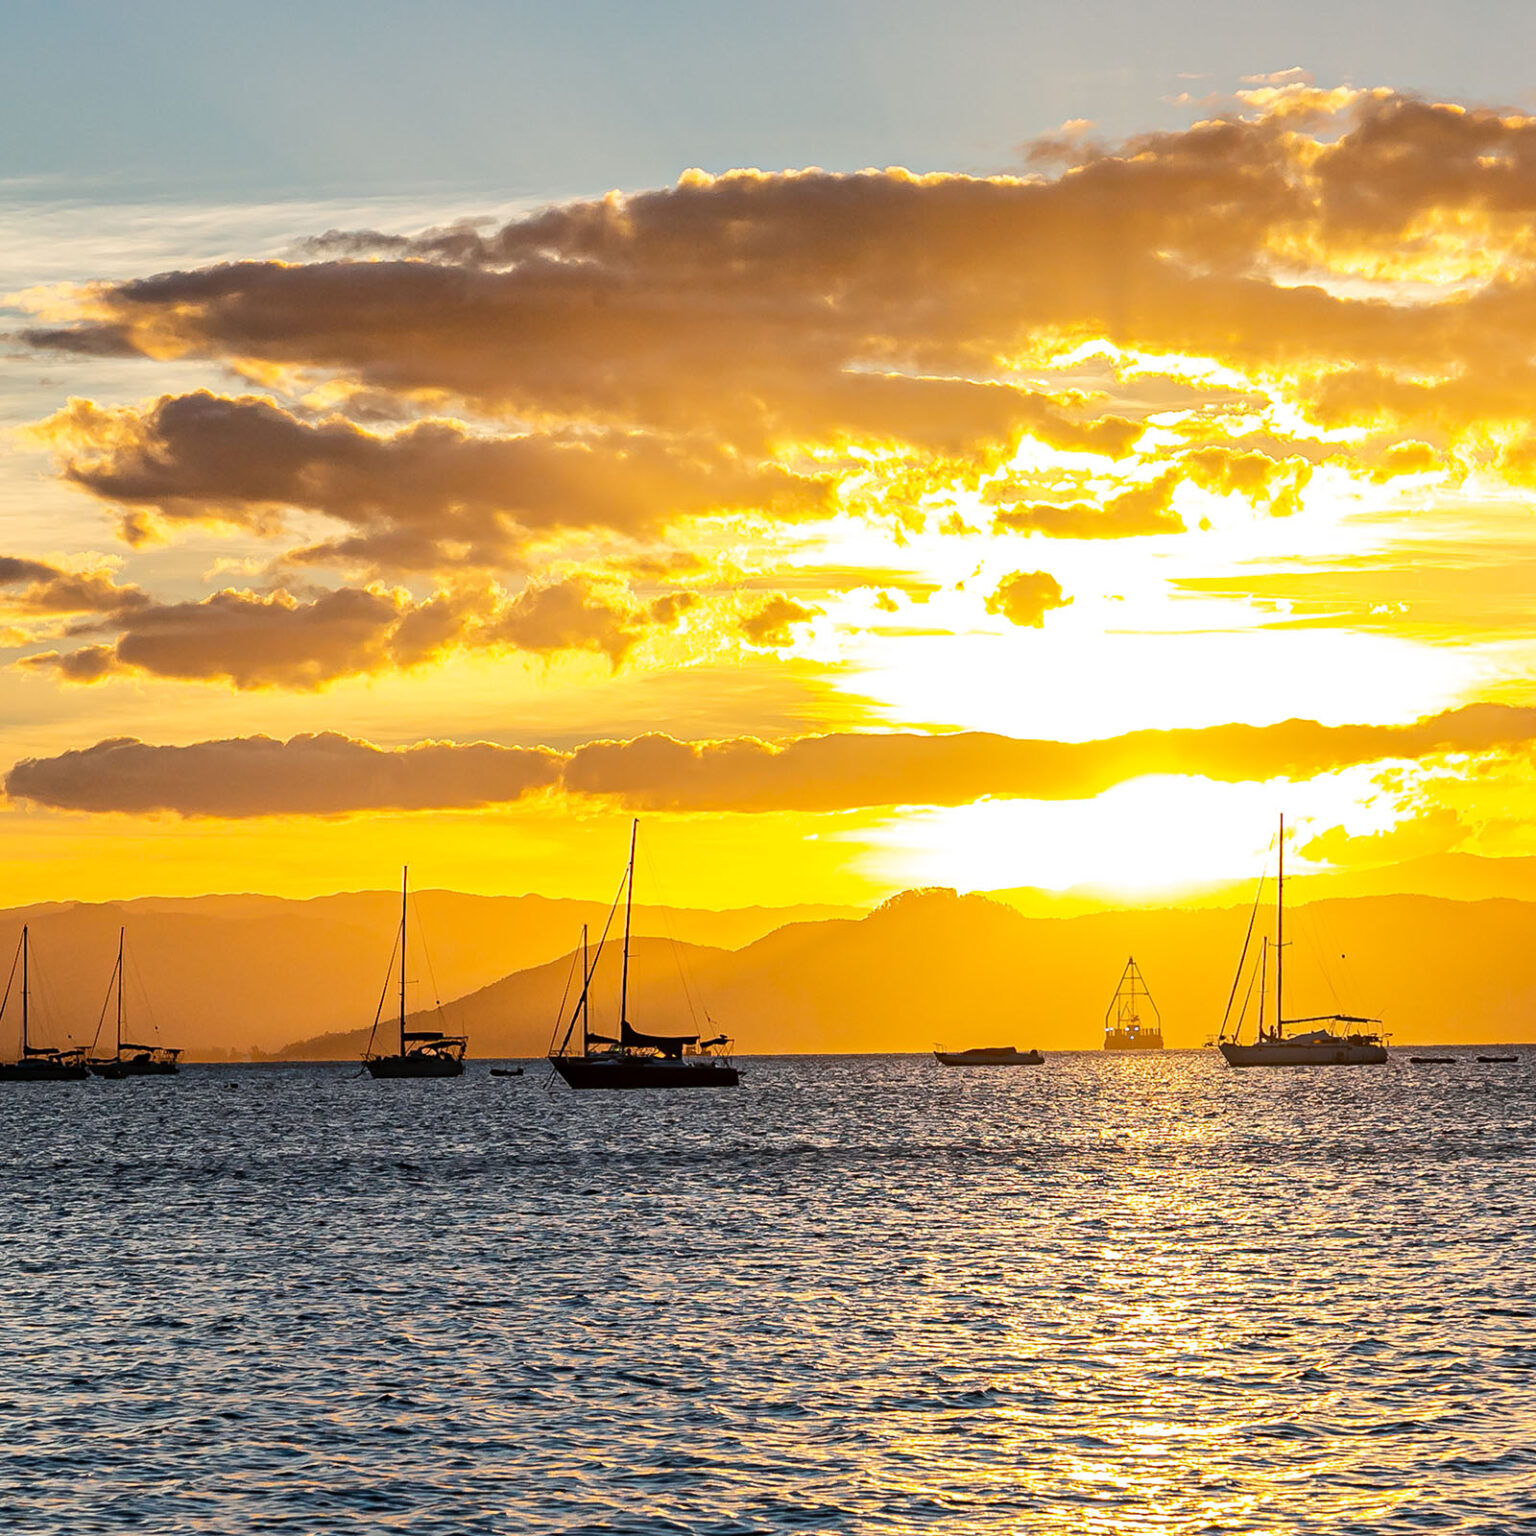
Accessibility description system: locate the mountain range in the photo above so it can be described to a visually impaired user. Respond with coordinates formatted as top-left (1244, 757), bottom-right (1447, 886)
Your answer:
top-left (5, 856), bottom-right (1535, 1059)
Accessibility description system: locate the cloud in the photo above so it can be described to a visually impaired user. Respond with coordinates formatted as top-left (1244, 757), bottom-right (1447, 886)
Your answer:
top-left (30, 94), bottom-right (1536, 453)
top-left (41, 392), bottom-right (832, 570)
top-left (1177, 447), bottom-right (1312, 514)
top-left (988, 471), bottom-right (1185, 539)
top-left (13, 703), bottom-right (1533, 818)
top-left (1301, 805), bottom-right (1468, 866)
top-left (0, 554), bottom-right (149, 617)
top-left (984, 570), bottom-right (1071, 627)
top-left (4, 732), bottom-right (562, 816)
top-left (495, 575), bottom-right (650, 666)
top-left (22, 87), bottom-right (1536, 699)
top-left (13, 573), bottom-right (680, 687)
top-left (17, 584), bottom-right (457, 690)
top-left (740, 595), bottom-right (820, 647)
top-left (1172, 546), bottom-right (1536, 640)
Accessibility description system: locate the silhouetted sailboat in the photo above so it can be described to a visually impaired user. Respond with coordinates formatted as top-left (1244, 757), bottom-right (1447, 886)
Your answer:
top-left (549, 822), bottom-right (739, 1089)
top-left (1103, 956), bottom-right (1163, 1050)
top-left (0, 926), bottom-right (88, 1081)
top-left (1218, 815), bottom-right (1387, 1067)
top-left (88, 928), bottom-right (181, 1078)
top-left (363, 868), bottom-right (467, 1078)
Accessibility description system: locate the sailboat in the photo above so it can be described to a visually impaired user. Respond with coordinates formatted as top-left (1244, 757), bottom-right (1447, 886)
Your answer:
top-left (363, 868), bottom-right (467, 1078)
top-left (0, 926), bottom-right (89, 1081)
top-left (88, 928), bottom-right (182, 1077)
top-left (1218, 815), bottom-right (1388, 1067)
top-left (549, 821), bottom-right (739, 1089)
top-left (1103, 956), bottom-right (1164, 1050)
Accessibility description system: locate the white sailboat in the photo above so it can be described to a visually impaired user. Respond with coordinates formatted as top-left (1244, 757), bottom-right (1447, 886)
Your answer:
top-left (1218, 815), bottom-right (1388, 1067)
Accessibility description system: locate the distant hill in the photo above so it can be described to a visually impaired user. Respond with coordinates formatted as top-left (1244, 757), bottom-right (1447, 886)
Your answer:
top-left (0, 891), bottom-right (862, 1057)
top-left (276, 886), bottom-right (1536, 1057)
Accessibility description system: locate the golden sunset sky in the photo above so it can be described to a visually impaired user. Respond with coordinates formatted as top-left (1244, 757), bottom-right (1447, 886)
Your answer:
top-left (5, 3), bottom-right (1536, 908)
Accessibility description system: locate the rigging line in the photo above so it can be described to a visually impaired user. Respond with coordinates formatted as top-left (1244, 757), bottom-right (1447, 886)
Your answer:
top-left (88, 949), bottom-right (117, 1056)
top-left (125, 940), bottom-right (161, 1040)
top-left (639, 839), bottom-right (705, 1033)
top-left (0, 937), bottom-right (19, 1025)
top-left (28, 944), bottom-right (74, 1047)
top-left (1299, 903), bottom-right (1346, 1013)
top-left (362, 925), bottom-right (401, 1061)
top-left (409, 893), bottom-right (451, 1026)
top-left (1236, 940), bottom-right (1262, 1037)
top-left (551, 861), bottom-right (630, 1059)
top-left (545, 943), bottom-right (582, 1058)
top-left (1219, 841), bottom-right (1272, 1041)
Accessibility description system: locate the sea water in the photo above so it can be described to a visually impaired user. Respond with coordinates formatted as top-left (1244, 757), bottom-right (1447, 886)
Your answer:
top-left (1, 1052), bottom-right (1532, 1533)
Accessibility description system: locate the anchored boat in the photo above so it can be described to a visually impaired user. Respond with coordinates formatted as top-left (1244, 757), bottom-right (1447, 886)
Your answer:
top-left (1103, 957), bottom-right (1163, 1050)
top-left (0, 926), bottom-right (88, 1082)
top-left (1218, 815), bottom-right (1387, 1067)
top-left (549, 821), bottom-right (739, 1089)
top-left (88, 928), bottom-right (181, 1077)
top-left (933, 1045), bottom-right (1043, 1066)
top-left (363, 869), bottom-right (467, 1079)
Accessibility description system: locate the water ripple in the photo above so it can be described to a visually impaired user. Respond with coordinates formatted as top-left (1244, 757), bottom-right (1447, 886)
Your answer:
top-left (0, 1051), bottom-right (1533, 1532)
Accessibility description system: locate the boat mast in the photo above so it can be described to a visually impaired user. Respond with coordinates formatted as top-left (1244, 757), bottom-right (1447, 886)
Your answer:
top-left (619, 820), bottom-right (637, 1044)
top-left (20, 924), bottom-right (28, 1056)
top-left (580, 922), bottom-right (589, 1055)
top-left (1276, 813), bottom-right (1285, 1037)
top-left (116, 926), bottom-right (124, 1060)
top-left (399, 866), bottom-right (408, 1057)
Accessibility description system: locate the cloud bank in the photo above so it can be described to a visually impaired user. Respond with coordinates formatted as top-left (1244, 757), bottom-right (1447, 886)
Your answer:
top-left (16, 86), bottom-right (1536, 687)
top-left (9, 703), bottom-right (1532, 818)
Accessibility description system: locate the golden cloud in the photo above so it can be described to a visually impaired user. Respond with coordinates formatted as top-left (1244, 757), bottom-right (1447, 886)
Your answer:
top-left (10, 704), bottom-right (1534, 818)
top-left (10, 574), bottom-right (685, 689)
top-left (22, 89), bottom-right (1536, 692)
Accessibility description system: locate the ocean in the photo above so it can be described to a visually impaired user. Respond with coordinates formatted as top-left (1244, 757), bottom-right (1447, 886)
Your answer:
top-left (2, 1052), bottom-right (1532, 1533)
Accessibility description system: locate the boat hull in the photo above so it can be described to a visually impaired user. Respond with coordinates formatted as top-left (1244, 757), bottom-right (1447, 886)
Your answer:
top-left (1104, 1033), bottom-right (1164, 1052)
top-left (89, 1057), bottom-right (179, 1078)
top-left (934, 1049), bottom-right (1043, 1066)
top-left (550, 1055), bottom-right (739, 1089)
top-left (365, 1053), bottom-right (465, 1079)
top-left (0, 1059), bottom-right (89, 1082)
top-left (1220, 1040), bottom-right (1387, 1067)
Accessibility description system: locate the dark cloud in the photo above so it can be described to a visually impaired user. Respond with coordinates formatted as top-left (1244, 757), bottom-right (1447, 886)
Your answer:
top-left (13, 704), bottom-right (1532, 819)
top-left (45, 392), bottom-right (832, 571)
top-left (17, 585), bottom-right (449, 690)
top-left (13, 573), bottom-right (680, 688)
top-left (563, 703), bottom-right (1536, 812)
top-left (4, 732), bottom-right (561, 816)
top-left (0, 555), bottom-right (148, 617)
top-left (33, 93), bottom-right (1536, 445)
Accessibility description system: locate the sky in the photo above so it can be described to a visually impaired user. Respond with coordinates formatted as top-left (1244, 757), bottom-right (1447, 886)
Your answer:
top-left (4, 0), bottom-right (1536, 908)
